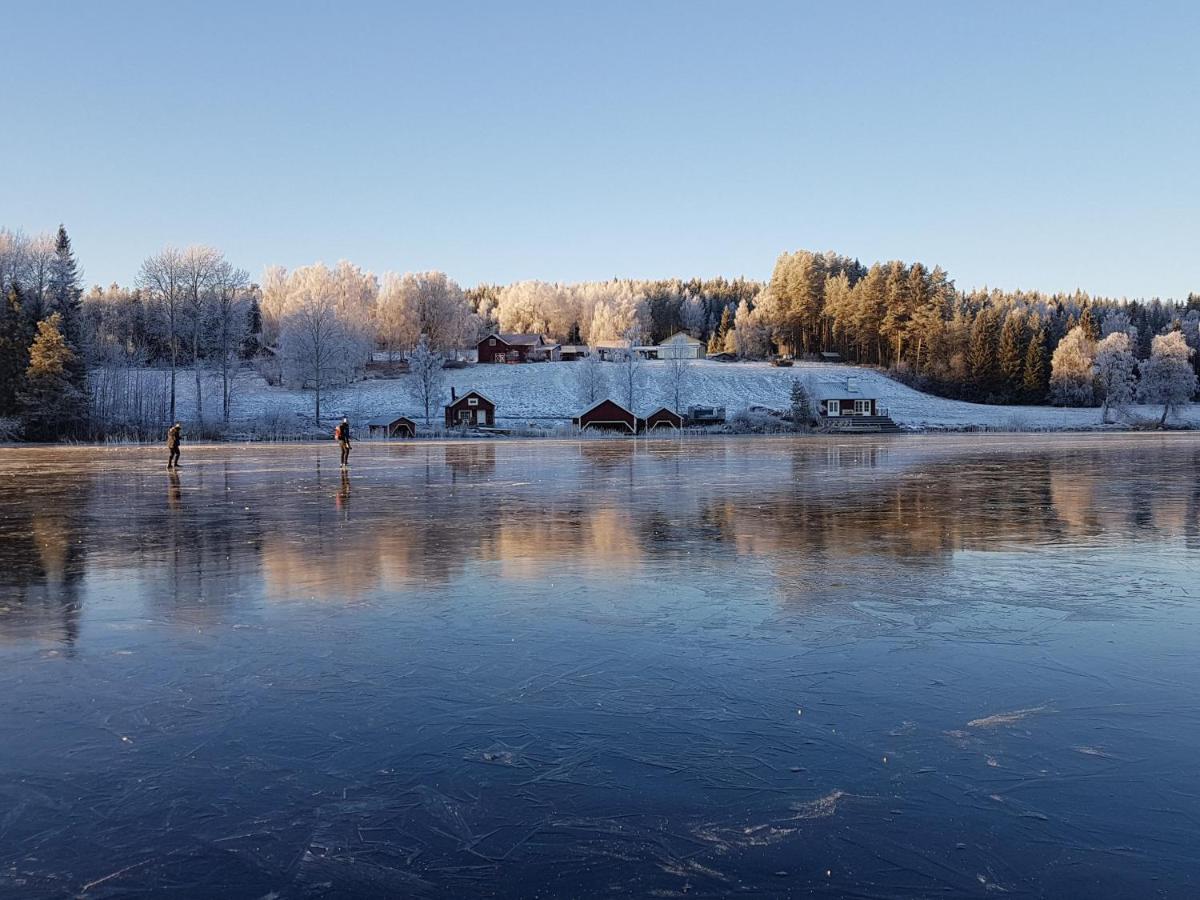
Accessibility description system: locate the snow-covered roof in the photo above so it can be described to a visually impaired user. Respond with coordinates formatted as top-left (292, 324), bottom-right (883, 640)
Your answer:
top-left (659, 331), bottom-right (702, 345)
top-left (366, 415), bottom-right (415, 426)
top-left (446, 390), bottom-right (496, 408)
top-left (485, 333), bottom-right (546, 347)
top-left (574, 398), bottom-right (634, 418)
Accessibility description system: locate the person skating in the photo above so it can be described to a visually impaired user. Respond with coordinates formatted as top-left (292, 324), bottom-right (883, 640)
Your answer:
top-left (166, 422), bottom-right (182, 468)
top-left (335, 417), bottom-right (352, 468)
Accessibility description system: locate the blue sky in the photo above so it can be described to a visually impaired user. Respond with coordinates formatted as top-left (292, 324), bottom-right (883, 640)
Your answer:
top-left (4, 1), bottom-right (1197, 298)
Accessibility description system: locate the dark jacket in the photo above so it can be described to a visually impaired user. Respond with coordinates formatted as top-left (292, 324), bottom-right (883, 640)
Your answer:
top-left (167, 425), bottom-right (181, 449)
top-left (335, 422), bottom-right (351, 443)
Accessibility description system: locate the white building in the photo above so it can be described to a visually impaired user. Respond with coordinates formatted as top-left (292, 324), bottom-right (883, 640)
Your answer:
top-left (657, 331), bottom-right (706, 360)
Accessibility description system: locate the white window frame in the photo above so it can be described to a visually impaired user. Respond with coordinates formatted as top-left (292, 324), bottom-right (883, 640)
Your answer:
top-left (826, 400), bottom-right (841, 417)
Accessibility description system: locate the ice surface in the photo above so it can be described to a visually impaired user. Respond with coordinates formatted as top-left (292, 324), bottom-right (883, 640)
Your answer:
top-left (0, 434), bottom-right (1198, 897)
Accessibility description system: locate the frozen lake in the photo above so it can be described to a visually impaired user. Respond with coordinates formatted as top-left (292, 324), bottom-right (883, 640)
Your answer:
top-left (1, 435), bottom-right (1198, 897)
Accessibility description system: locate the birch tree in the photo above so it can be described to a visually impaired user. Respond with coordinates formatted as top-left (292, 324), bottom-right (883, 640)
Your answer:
top-left (1049, 326), bottom-right (1096, 406)
top-left (1094, 331), bottom-right (1137, 423)
top-left (572, 350), bottom-right (608, 408)
top-left (406, 334), bottom-right (446, 427)
top-left (279, 264), bottom-right (360, 424)
top-left (660, 353), bottom-right (692, 413)
top-left (181, 246), bottom-right (222, 420)
top-left (137, 247), bottom-right (187, 420)
top-left (1138, 331), bottom-right (1197, 426)
top-left (210, 260), bottom-right (251, 424)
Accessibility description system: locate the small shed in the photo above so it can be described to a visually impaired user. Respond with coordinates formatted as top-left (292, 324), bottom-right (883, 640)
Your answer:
top-left (642, 407), bottom-right (684, 432)
top-left (657, 331), bottom-right (706, 360)
top-left (559, 344), bottom-right (591, 361)
top-left (367, 415), bottom-right (416, 438)
top-left (573, 399), bottom-right (638, 434)
top-left (445, 389), bottom-right (496, 428)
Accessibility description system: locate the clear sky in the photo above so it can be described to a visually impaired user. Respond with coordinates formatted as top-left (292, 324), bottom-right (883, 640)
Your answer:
top-left (4, 1), bottom-right (1197, 298)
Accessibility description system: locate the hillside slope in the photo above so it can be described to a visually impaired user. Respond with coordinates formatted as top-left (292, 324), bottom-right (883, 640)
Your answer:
top-left (196, 360), bottom-right (1200, 430)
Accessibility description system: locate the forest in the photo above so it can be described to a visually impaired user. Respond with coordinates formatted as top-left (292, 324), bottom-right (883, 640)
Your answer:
top-left (1, 227), bottom-right (1197, 440)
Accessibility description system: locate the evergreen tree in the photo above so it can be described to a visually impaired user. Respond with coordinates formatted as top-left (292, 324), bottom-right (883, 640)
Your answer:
top-left (566, 320), bottom-right (582, 344)
top-left (241, 296), bottom-right (263, 358)
top-left (1022, 324), bottom-right (1049, 400)
top-left (966, 307), bottom-right (1001, 397)
top-left (45, 225), bottom-right (89, 394)
top-left (997, 311), bottom-right (1027, 398)
top-left (0, 285), bottom-right (29, 416)
top-left (1078, 303), bottom-right (1100, 341)
top-left (708, 305), bottom-right (732, 354)
top-left (18, 313), bottom-right (87, 440)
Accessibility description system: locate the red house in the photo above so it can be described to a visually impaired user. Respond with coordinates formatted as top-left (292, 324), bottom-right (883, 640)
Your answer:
top-left (573, 399), bottom-right (638, 434)
top-left (477, 333), bottom-right (561, 363)
top-left (444, 389), bottom-right (496, 428)
top-left (642, 407), bottom-right (684, 432)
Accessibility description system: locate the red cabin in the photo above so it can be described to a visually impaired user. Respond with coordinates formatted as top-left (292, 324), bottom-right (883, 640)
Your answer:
top-left (477, 333), bottom-right (561, 363)
top-left (444, 389), bottom-right (496, 428)
top-left (573, 399), bottom-right (638, 434)
top-left (642, 407), bottom-right (684, 432)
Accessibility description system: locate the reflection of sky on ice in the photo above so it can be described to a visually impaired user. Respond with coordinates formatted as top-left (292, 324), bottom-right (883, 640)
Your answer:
top-left (1, 435), bottom-right (1198, 897)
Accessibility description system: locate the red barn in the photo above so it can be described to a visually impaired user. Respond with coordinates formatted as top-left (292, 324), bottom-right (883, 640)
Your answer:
top-left (573, 399), bottom-right (638, 434)
top-left (642, 407), bottom-right (684, 432)
top-left (444, 389), bottom-right (496, 428)
top-left (477, 333), bottom-right (561, 363)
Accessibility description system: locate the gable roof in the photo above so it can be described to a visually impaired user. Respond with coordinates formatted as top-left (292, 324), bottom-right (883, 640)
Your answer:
top-left (645, 406), bottom-right (683, 420)
top-left (445, 389), bottom-right (496, 408)
top-left (575, 398), bottom-right (635, 418)
top-left (366, 415), bottom-right (416, 426)
top-left (480, 333), bottom-right (546, 347)
top-left (659, 331), bottom-right (703, 345)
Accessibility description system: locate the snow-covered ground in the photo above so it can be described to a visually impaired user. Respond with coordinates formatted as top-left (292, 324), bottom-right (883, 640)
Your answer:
top-left (170, 360), bottom-right (1199, 431)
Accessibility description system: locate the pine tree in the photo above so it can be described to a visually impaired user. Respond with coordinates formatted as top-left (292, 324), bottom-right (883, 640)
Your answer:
top-left (1022, 324), bottom-right (1049, 400)
top-left (997, 311), bottom-right (1027, 399)
top-left (1078, 303), bottom-right (1100, 341)
top-left (18, 313), bottom-right (87, 440)
top-left (966, 308), bottom-right (1001, 397)
top-left (0, 285), bottom-right (29, 416)
top-left (45, 225), bottom-right (89, 394)
top-left (241, 296), bottom-right (263, 358)
top-left (708, 305), bottom-right (732, 354)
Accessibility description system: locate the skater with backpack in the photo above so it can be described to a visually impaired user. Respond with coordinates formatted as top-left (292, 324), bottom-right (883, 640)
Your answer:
top-left (335, 417), bottom-right (352, 468)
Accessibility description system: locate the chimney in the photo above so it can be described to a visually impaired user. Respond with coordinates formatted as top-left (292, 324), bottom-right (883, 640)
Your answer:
top-left (451, 386), bottom-right (457, 401)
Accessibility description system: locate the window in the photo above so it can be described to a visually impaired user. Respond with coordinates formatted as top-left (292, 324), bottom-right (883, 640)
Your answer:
top-left (854, 399), bottom-right (871, 415)
top-left (468, 397), bottom-right (478, 406)
top-left (458, 410), bottom-right (471, 423)
top-left (489, 338), bottom-right (496, 346)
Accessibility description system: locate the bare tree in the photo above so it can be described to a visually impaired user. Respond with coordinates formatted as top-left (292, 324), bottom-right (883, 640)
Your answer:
top-left (615, 325), bottom-right (646, 410)
top-left (279, 265), bottom-right (358, 424)
top-left (572, 350), bottom-right (608, 407)
top-left (209, 260), bottom-right (251, 424)
top-left (406, 334), bottom-right (446, 427)
top-left (181, 246), bottom-right (222, 420)
top-left (137, 247), bottom-right (187, 420)
top-left (660, 353), bottom-right (692, 413)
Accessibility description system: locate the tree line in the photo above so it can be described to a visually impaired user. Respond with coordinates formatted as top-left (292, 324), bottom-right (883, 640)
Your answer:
top-left (1, 226), bottom-right (1197, 440)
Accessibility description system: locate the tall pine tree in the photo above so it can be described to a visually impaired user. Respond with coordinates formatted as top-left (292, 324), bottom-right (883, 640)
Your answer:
top-left (1022, 324), bottom-right (1050, 400)
top-left (997, 311), bottom-right (1027, 399)
top-left (45, 225), bottom-right (89, 395)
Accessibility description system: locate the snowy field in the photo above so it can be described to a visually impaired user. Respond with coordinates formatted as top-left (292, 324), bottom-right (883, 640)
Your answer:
top-left (1, 436), bottom-right (1198, 897)
top-left (170, 360), bottom-right (1199, 431)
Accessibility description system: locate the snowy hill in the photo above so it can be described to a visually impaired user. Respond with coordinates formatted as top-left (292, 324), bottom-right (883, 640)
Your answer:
top-left (200, 360), bottom-right (1200, 431)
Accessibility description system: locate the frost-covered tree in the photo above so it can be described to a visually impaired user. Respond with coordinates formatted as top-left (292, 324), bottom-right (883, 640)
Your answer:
top-left (615, 325), bottom-right (646, 410)
top-left (732, 297), bottom-right (769, 358)
top-left (680, 291), bottom-right (707, 337)
top-left (377, 270), bottom-right (474, 356)
top-left (1023, 323), bottom-right (1049, 400)
top-left (789, 378), bottom-right (817, 429)
top-left (1138, 331), bottom-right (1197, 426)
top-left (209, 259), bottom-right (251, 424)
top-left (279, 264), bottom-right (364, 424)
top-left (18, 313), bottom-right (86, 440)
top-left (1094, 331), bottom-right (1137, 423)
top-left (181, 245), bottom-right (222, 419)
top-left (660, 353), bottom-right (692, 414)
top-left (572, 350), bottom-right (608, 408)
top-left (1049, 326), bottom-right (1096, 406)
top-left (406, 334), bottom-right (446, 427)
top-left (137, 247), bottom-right (188, 419)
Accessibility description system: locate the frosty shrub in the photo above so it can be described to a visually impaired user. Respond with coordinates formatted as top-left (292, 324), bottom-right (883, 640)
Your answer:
top-left (1049, 326), bottom-right (1096, 406)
